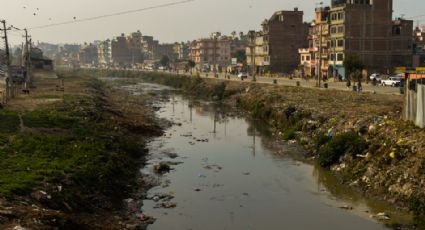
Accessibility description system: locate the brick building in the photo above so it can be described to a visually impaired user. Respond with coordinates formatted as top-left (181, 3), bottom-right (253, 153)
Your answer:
top-left (258, 9), bottom-right (309, 74)
top-left (111, 34), bottom-right (131, 66)
top-left (300, 0), bottom-right (414, 78)
top-left (329, 0), bottom-right (413, 76)
top-left (127, 31), bottom-right (144, 65)
top-left (79, 43), bottom-right (98, 66)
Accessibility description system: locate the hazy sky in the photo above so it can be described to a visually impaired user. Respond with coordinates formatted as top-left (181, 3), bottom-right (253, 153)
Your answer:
top-left (1, 0), bottom-right (423, 45)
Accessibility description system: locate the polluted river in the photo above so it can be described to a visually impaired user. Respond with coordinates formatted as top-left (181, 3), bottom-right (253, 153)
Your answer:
top-left (120, 82), bottom-right (411, 230)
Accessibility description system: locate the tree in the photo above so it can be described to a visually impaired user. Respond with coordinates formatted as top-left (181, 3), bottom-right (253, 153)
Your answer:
top-left (233, 50), bottom-right (247, 64)
top-left (343, 54), bottom-right (365, 86)
top-left (160, 55), bottom-right (170, 68)
top-left (231, 31), bottom-right (237, 39)
top-left (188, 60), bottom-right (196, 74)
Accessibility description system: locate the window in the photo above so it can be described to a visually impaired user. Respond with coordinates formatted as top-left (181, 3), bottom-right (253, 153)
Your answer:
top-left (279, 15), bottom-right (284, 22)
top-left (337, 26), bottom-right (344, 33)
top-left (330, 54), bottom-right (335, 61)
top-left (337, 39), bottom-right (344, 47)
top-left (302, 56), bottom-right (305, 61)
top-left (330, 26), bottom-right (337, 34)
top-left (337, 12), bottom-right (345, 20)
top-left (331, 13), bottom-right (337, 21)
top-left (306, 56), bottom-right (310, 61)
top-left (337, 53), bottom-right (344, 61)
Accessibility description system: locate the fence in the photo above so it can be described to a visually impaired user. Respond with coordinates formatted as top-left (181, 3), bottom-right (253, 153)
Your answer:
top-left (404, 75), bottom-right (425, 128)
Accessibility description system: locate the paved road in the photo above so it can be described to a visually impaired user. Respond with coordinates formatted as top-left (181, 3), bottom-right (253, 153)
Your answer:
top-left (165, 71), bottom-right (402, 95)
top-left (85, 67), bottom-right (401, 95)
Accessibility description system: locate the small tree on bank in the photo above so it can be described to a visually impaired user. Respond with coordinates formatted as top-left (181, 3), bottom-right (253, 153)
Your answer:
top-left (188, 60), bottom-right (196, 74)
top-left (343, 54), bottom-right (365, 87)
top-left (160, 55), bottom-right (170, 69)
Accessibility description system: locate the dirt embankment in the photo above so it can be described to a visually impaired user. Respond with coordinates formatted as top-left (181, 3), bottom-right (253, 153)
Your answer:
top-left (0, 71), bottom-right (162, 230)
top-left (87, 69), bottom-right (425, 228)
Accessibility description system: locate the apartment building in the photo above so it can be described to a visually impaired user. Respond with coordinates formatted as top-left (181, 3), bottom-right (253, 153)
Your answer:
top-left (261, 9), bottom-right (309, 74)
top-left (189, 32), bottom-right (232, 72)
top-left (329, 0), bottom-right (413, 75)
top-left (97, 39), bottom-right (112, 67)
top-left (246, 32), bottom-right (270, 75)
top-left (127, 31), bottom-right (144, 65)
top-left (111, 34), bottom-right (131, 66)
top-left (300, 0), bottom-right (414, 78)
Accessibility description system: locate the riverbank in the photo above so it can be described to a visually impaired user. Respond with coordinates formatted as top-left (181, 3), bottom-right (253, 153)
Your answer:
top-left (77, 69), bottom-right (425, 228)
top-left (0, 71), bottom-right (162, 229)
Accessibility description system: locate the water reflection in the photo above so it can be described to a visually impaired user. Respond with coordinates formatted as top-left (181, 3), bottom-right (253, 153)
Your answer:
top-left (120, 83), bottom-right (411, 230)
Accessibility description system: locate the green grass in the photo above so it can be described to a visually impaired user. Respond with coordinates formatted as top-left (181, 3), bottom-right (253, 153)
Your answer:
top-left (22, 110), bottom-right (78, 129)
top-left (0, 111), bottom-right (20, 133)
top-left (0, 89), bottom-right (146, 199)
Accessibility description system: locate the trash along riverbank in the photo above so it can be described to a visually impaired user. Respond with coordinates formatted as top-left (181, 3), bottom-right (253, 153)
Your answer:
top-left (79, 68), bottom-right (425, 229)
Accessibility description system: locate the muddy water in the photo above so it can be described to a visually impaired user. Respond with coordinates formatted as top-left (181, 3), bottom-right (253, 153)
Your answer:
top-left (126, 83), bottom-right (410, 230)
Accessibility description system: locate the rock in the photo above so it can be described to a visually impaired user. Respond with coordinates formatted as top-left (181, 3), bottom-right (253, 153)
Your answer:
top-left (339, 205), bottom-right (353, 210)
top-left (376, 212), bottom-right (390, 220)
top-left (125, 224), bottom-right (139, 230)
top-left (162, 201), bottom-right (177, 208)
top-left (0, 210), bottom-right (14, 216)
top-left (153, 163), bottom-right (171, 174)
top-left (13, 226), bottom-right (26, 230)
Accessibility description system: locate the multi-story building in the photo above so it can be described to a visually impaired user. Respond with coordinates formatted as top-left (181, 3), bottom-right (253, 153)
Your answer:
top-left (246, 32), bottom-right (270, 75)
top-left (141, 36), bottom-right (158, 60)
top-left (127, 31), bottom-right (144, 65)
top-left (413, 26), bottom-right (425, 67)
top-left (329, 0), bottom-right (413, 76)
top-left (111, 34), bottom-right (131, 66)
top-left (300, 0), bottom-right (414, 78)
top-left (257, 8), bottom-right (309, 74)
top-left (189, 32), bottom-right (232, 72)
top-left (154, 43), bottom-right (175, 61)
top-left (79, 43), bottom-right (99, 66)
top-left (173, 42), bottom-right (189, 61)
top-left (297, 6), bottom-right (330, 77)
top-left (97, 39), bottom-right (112, 67)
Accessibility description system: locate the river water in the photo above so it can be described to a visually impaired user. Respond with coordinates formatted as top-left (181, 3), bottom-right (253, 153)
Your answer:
top-left (122, 82), bottom-right (410, 230)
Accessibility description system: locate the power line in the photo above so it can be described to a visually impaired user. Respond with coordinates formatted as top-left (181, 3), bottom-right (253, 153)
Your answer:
top-left (28, 0), bottom-right (195, 30)
top-left (407, 14), bottom-right (425, 20)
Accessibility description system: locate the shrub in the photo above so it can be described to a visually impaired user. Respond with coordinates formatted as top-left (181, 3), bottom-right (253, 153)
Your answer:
top-left (318, 131), bottom-right (366, 167)
top-left (0, 111), bottom-right (20, 133)
top-left (282, 126), bottom-right (297, 140)
top-left (408, 196), bottom-right (425, 229)
top-left (314, 132), bottom-right (330, 152)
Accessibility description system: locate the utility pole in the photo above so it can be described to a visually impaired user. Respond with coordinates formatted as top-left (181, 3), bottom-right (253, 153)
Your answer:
top-left (24, 29), bottom-right (31, 90)
top-left (1, 20), bottom-right (12, 100)
top-left (248, 30), bottom-right (256, 82)
top-left (317, 2), bottom-right (323, 88)
top-left (212, 33), bottom-right (218, 78)
top-left (333, 38), bottom-right (337, 79)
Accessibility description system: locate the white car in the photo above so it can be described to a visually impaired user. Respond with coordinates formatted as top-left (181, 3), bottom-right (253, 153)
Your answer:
top-left (369, 73), bottom-right (382, 82)
top-left (381, 76), bottom-right (402, 87)
top-left (238, 72), bottom-right (248, 79)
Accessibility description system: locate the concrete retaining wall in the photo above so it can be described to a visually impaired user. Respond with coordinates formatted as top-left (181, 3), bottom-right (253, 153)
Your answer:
top-left (404, 80), bottom-right (425, 128)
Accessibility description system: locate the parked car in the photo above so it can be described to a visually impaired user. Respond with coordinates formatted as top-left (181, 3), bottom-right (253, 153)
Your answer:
top-left (381, 76), bottom-right (402, 87)
top-left (238, 72), bottom-right (248, 80)
top-left (369, 73), bottom-right (382, 82)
